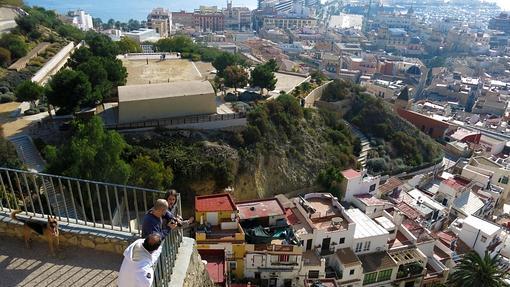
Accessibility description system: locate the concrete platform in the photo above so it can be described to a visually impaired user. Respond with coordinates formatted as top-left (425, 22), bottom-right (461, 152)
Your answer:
top-left (0, 235), bottom-right (121, 286)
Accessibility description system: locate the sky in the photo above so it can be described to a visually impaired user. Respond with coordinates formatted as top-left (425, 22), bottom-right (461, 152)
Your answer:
top-left (490, 0), bottom-right (510, 10)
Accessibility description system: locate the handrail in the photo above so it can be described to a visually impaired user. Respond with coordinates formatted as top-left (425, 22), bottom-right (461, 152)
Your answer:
top-left (0, 167), bottom-right (168, 235)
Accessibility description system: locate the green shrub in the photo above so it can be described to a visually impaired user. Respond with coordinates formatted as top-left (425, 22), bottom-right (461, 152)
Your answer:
top-left (0, 93), bottom-right (15, 103)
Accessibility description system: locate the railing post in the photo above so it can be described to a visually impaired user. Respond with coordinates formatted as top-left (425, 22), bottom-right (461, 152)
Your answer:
top-left (0, 171), bottom-right (11, 210)
top-left (105, 185), bottom-right (114, 230)
top-left (67, 179), bottom-right (79, 224)
top-left (95, 183), bottom-right (105, 229)
top-left (86, 182), bottom-right (96, 227)
top-left (123, 187), bottom-right (132, 234)
top-left (19, 173), bottom-right (36, 216)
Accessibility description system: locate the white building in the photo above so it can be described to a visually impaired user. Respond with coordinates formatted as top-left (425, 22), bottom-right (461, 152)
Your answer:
top-left (290, 193), bottom-right (356, 256)
top-left (340, 169), bottom-right (381, 203)
top-left (450, 216), bottom-right (506, 259)
top-left (70, 10), bottom-right (93, 31)
top-left (345, 208), bottom-right (390, 255)
top-left (123, 28), bottom-right (161, 43)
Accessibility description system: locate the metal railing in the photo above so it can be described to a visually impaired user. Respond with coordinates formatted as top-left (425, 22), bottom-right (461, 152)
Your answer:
top-left (152, 196), bottom-right (183, 287)
top-left (0, 167), bottom-right (171, 236)
top-left (106, 112), bottom-right (247, 130)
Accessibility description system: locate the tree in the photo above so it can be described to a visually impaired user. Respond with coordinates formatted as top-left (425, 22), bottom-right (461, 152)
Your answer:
top-left (127, 19), bottom-right (141, 31)
top-left (85, 31), bottom-right (119, 58)
top-left (14, 80), bottom-right (45, 107)
top-left (448, 251), bottom-right (509, 287)
top-left (250, 63), bottom-right (277, 96)
top-left (317, 166), bottom-right (344, 198)
top-left (212, 52), bottom-right (243, 77)
top-left (129, 155), bottom-right (173, 190)
top-left (0, 34), bottom-right (28, 59)
top-left (224, 65), bottom-right (248, 91)
top-left (117, 36), bottom-right (142, 53)
top-left (0, 47), bottom-right (11, 67)
top-left (155, 35), bottom-right (193, 53)
top-left (265, 58), bottom-right (279, 72)
top-left (46, 69), bottom-right (92, 114)
top-left (76, 57), bottom-right (111, 103)
top-left (68, 47), bottom-right (93, 69)
top-left (45, 116), bottom-right (131, 184)
top-left (0, 127), bottom-right (22, 169)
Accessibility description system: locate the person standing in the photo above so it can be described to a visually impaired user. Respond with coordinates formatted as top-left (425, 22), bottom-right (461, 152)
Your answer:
top-left (118, 233), bottom-right (163, 287)
top-left (142, 199), bottom-right (176, 238)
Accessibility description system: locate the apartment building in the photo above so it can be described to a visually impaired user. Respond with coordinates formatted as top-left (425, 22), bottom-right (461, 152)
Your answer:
top-left (147, 8), bottom-right (172, 37)
top-left (223, 1), bottom-right (251, 30)
top-left (263, 16), bottom-right (317, 29)
top-left (194, 6), bottom-right (225, 32)
top-left (340, 169), bottom-right (381, 203)
top-left (194, 194), bottom-right (246, 279)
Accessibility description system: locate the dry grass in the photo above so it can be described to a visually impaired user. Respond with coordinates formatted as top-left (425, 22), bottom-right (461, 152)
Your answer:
top-left (122, 58), bottom-right (204, 85)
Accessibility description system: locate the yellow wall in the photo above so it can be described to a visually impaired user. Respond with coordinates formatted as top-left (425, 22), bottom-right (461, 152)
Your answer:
top-left (118, 92), bottom-right (216, 123)
top-left (195, 211), bottom-right (236, 224)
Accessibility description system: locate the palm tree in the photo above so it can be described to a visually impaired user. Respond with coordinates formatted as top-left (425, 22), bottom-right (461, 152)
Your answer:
top-left (448, 251), bottom-right (509, 287)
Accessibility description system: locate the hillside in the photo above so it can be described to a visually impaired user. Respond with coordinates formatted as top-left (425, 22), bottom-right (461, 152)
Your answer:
top-left (323, 79), bottom-right (444, 175)
top-left (124, 94), bottom-right (359, 200)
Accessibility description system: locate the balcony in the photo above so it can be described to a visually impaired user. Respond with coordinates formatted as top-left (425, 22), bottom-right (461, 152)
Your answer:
top-left (395, 262), bottom-right (425, 281)
top-left (195, 221), bottom-right (244, 243)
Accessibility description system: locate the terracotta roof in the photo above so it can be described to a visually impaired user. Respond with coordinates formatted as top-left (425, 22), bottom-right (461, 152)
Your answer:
top-left (358, 251), bottom-right (397, 273)
top-left (342, 169), bottom-right (361, 180)
top-left (236, 198), bottom-right (285, 220)
top-left (442, 178), bottom-right (467, 191)
top-left (354, 194), bottom-right (388, 206)
top-left (195, 193), bottom-right (236, 212)
top-left (378, 177), bottom-right (404, 196)
top-left (335, 248), bottom-right (361, 267)
top-left (395, 201), bottom-right (421, 220)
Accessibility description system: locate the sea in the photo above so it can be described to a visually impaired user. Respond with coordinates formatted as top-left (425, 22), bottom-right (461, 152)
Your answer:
top-left (25, 0), bottom-right (259, 22)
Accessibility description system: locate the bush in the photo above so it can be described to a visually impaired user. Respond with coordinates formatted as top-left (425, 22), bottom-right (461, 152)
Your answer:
top-left (0, 93), bottom-right (15, 103)
top-left (224, 92), bottom-right (237, 102)
top-left (23, 108), bottom-right (39, 115)
top-left (0, 47), bottom-right (11, 67)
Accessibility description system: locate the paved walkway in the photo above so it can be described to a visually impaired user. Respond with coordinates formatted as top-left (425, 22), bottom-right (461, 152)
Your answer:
top-left (0, 236), bottom-right (121, 287)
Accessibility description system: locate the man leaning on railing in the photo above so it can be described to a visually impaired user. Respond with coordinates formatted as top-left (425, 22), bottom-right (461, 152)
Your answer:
top-left (141, 199), bottom-right (178, 238)
top-left (118, 233), bottom-right (163, 287)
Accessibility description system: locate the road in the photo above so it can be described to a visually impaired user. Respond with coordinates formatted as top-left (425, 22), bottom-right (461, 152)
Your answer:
top-left (0, 236), bottom-right (121, 287)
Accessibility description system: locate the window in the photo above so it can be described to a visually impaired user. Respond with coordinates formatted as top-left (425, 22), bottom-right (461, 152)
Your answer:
top-left (308, 270), bottom-right (320, 279)
top-left (229, 261), bottom-right (237, 270)
top-left (481, 236), bottom-right (487, 243)
top-left (350, 269), bottom-right (355, 275)
top-left (355, 242), bottom-right (363, 252)
top-left (363, 241), bottom-right (371, 251)
top-left (369, 184), bottom-right (376, 192)
top-left (339, 237), bottom-right (345, 244)
top-left (363, 272), bottom-right (377, 285)
top-left (377, 269), bottom-right (392, 282)
top-left (279, 254), bottom-right (290, 262)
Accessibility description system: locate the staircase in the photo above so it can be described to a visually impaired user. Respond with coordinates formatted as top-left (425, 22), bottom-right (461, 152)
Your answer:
top-left (9, 135), bottom-right (45, 172)
top-left (9, 135), bottom-right (81, 220)
top-left (342, 121), bottom-right (372, 168)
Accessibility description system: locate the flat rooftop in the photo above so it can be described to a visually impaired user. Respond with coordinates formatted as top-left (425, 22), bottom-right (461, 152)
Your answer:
top-left (236, 198), bottom-right (285, 220)
top-left (118, 81), bottom-right (214, 102)
top-left (463, 215), bottom-right (501, 236)
top-left (346, 208), bottom-right (388, 239)
top-left (121, 58), bottom-right (204, 85)
top-left (335, 247), bottom-right (361, 267)
top-left (307, 197), bottom-right (348, 231)
top-left (358, 251), bottom-right (397, 273)
top-left (195, 193), bottom-right (237, 213)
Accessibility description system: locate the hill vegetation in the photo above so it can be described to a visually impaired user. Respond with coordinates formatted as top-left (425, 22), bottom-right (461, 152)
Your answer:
top-left (322, 79), bottom-right (444, 174)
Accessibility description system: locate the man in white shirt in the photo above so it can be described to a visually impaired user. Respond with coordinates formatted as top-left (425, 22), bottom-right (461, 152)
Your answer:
top-left (118, 233), bottom-right (163, 287)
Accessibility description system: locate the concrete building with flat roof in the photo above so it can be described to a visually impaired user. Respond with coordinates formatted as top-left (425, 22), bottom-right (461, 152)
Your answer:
top-left (117, 80), bottom-right (216, 123)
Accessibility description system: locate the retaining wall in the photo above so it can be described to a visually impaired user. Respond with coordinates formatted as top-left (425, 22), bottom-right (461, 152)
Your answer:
top-left (0, 212), bottom-right (135, 254)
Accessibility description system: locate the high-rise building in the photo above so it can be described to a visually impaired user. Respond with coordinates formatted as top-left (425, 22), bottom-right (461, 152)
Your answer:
top-left (147, 8), bottom-right (172, 37)
top-left (489, 13), bottom-right (510, 34)
top-left (69, 10), bottom-right (93, 31)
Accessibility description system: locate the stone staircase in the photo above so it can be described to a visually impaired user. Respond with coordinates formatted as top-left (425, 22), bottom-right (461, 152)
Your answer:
top-left (9, 135), bottom-right (45, 172)
top-left (342, 121), bottom-right (372, 168)
top-left (9, 135), bottom-right (81, 220)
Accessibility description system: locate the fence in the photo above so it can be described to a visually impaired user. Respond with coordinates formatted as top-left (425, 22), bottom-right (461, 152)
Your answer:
top-left (106, 112), bottom-right (247, 130)
top-left (0, 167), bottom-right (172, 236)
top-left (152, 227), bottom-right (183, 287)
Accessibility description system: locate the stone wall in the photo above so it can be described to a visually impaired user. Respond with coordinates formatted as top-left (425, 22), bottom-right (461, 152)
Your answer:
top-left (170, 237), bottom-right (215, 287)
top-left (0, 213), bottom-right (135, 255)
